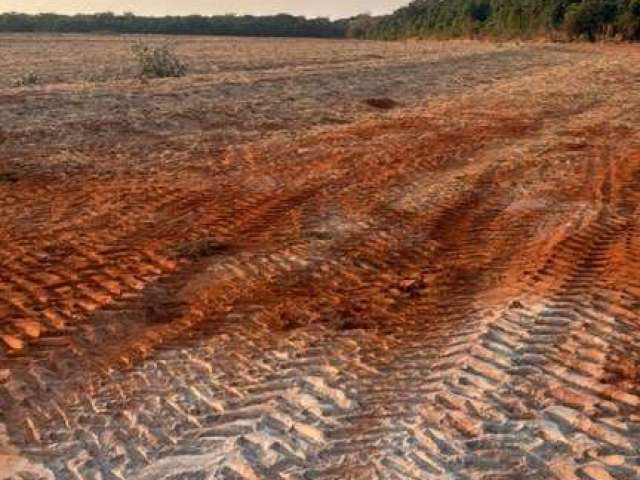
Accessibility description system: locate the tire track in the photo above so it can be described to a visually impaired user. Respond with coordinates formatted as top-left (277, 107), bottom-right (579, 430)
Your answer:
top-left (1, 47), bottom-right (640, 480)
top-left (373, 153), bottom-right (640, 479)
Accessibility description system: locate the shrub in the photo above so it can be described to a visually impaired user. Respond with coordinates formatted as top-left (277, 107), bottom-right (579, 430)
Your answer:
top-left (13, 71), bottom-right (40, 87)
top-left (131, 41), bottom-right (187, 79)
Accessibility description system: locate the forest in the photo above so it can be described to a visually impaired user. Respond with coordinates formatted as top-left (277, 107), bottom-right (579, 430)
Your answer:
top-left (1, 2), bottom-right (639, 41)
top-left (0, 12), bottom-right (348, 38)
top-left (349, 0), bottom-right (640, 41)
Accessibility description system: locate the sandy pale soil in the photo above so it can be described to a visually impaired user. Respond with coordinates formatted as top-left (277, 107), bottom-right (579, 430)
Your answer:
top-left (0, 36), bottom-right (640, 479)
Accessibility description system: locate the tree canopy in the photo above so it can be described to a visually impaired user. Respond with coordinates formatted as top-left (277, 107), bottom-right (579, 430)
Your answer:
top-left (0, 12), bottom-right (349, 38)
top-left (2, 3), bottom-right (639, 41)
top-left (350, 0), bottom-right (640, 41)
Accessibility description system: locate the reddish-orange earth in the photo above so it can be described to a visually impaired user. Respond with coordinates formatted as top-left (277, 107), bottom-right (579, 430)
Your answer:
top-left (0, 38), bottom-right (640, 479)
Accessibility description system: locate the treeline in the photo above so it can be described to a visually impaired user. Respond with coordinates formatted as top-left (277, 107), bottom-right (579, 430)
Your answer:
top-left (0, 12), bottom-right (348, 38)
top-left (3, 3), bottom-right (639, 42)
top-left (349, 0), bottom-right (640, 41)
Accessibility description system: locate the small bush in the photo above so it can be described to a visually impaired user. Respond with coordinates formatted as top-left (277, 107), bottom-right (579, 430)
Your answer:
top-left (13, 71), bottom-right (40, 87)
top-left (131, 41), bottom-right (187, 79)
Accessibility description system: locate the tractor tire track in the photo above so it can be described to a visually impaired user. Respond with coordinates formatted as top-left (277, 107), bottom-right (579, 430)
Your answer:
top-left (1, 46), bottom-right (640, 480)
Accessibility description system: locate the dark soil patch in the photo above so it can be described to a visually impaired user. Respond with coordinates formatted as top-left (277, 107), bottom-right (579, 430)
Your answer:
top-left (0, 171), bottom-right (19, 184)
top-left (173, 238), bottom-right (233, 260)
top-left (364, 97), bottom-right (400, 110)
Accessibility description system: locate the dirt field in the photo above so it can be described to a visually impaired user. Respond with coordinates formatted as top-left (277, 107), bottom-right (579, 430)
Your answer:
top-left (1, 35), bottom-right (640, 479)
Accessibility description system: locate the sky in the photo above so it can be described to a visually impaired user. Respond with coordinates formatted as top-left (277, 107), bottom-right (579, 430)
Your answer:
top-left (1, 1), bottom-right (408, 19)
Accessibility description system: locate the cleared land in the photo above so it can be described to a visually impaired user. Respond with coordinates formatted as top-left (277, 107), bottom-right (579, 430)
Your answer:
top-left (1, 35), bottom-right (640, 479)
